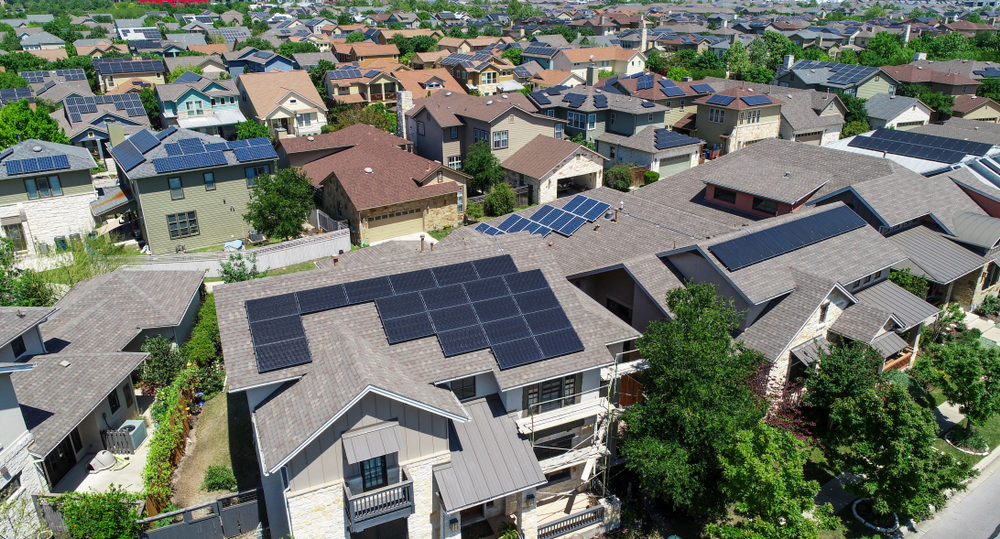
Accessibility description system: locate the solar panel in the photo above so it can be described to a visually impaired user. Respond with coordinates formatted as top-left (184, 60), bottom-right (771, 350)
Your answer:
top-left (523, 307), bottom-right (573, 334)
top-left (847, 136), bottom-right (966, 164)
top-left (593, 94), bottom-right (608, 109)
top-left (344, 276), bottom-right (394, 303)
top-left (164, 143), bottom-right (183, 156)
top-left (463, 276), bottom-right (510, 302)
top-left (129, 130), bottom-right (161, 154)
top-left (156, 125), bottom-right (177, 140)
top-left (636, 74), bottom-right (654, 90)
top-left (433, 262), bottom-right (479, 285)
top-left (741, 95), bottom-right (772, 106)
top-left (382, 312), bottom-right (435, 344)
top-left (534, 328), bottom-right (584, 359)
top-left (429, 303), bottom-right (478, 332)
top-left (52, 155), bottom-right (70, 169)
top-left (868, 127), bottom-right (992, 157)
top-left (233, 148), bottom-right (253, 162)
top-left (112, 140), bottom-right (145, 171)
top-left (250, 314), bottom-right (306, 346)
top-left (504, 269), bottom-right (549, 294)
top-left (493, 336), bottom-right (543, 369)
top-left (530, 92), bottom-right (552, 105)
top-left (389, 269), bottom-right (437, 294)
top-left (21, 159), bottom-right (39, 174)
top-left (420, 284), bottom-right (469, 310)
top-left (3, 160), bottom-right (23, 175)
top-left (513, 288), bottom-right (560, 314)
top-left (661, 86), bottom-right (685, 97)
top-left (533, 206), bottom-right (567, 227)
top-left (653, 128), bottom-right (700, 151)
top-left (228, 139), bottom-right (249, 148)
top-left (641, 101), bottom-right (655, 108)
top-left (483, 315), bottom-right (532, 345)
top-left (691, 83), bottom-right (714, 93)
top-left (497, 214), bottom-right (526, 232)
top-left (247, 138), bottom-right (271, 146)
top-left (563, 195), bottom-right (611, 222)
top-left (254, 337), bottom-right (312, 373)
top-left (438, 324), bottom-right (490, 357)
top-left (708, 205), bottom-right (866, 271)
top-left (706, 94), bottom-right (735, 106)
top-left (296, 284), bottom-right (348, 313)
top-left (246, 293), bottom-right (299, 322)
top-left (473, 296), bottom-right (520, 323)
top-left (178, 138), bottom-right (205, 154)
top-left (472, 255), bottom-right (518, 278)
top-left (205, 142), bottom-right (229, 153)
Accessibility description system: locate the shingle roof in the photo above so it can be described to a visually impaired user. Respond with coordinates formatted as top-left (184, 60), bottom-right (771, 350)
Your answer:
top-left (864, 93), bottom-right (927, 121)
top-left (0, 307), bottom-right (56, 348)
top-left (408, 91), bottom-right (544, 127)
top-left (237, 70), bottom-right (327, 118)
top-left (622, 254), bottom-right (682, 318)
top-left (0, 139), bottom-right (95, 180)
top-left (501, 134), bottom-right (604, 179)
top-left (880, 64), bottom-right (980, 86)
top-left (953, 94), bottom-right (1000, 114)
top-left (909, 117), bottom-right (1000, 145)
top-left (703, 77), bottom-right (845, 132)
top-left (278, 123), bottom-right (405, 156)
top-left (595, 125), bottom-right (702, 156)
top-left (852, 279), bottom-right (940, 331)
top-left (557, 46), bottom-right (641, 63)
top-left (738, 269), bottom-right (837, 362)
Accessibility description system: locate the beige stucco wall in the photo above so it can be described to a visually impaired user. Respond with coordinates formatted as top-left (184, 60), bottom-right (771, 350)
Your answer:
top-left (103, 72), bottom-right (163, 93)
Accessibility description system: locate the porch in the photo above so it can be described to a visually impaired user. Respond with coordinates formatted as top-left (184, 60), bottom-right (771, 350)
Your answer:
top-left (536, 493), bottom-right (607, 539)
top-left (344, 466), bottom-right (415, 534)
top-left (51, 423), bottom-right (155, 494)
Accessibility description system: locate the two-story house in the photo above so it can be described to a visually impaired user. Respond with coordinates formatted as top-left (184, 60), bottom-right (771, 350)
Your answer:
top-left (691, 86), bottom-right (784, 155)
top-left (238, 70), bottom-right (329, 138)
top-left (325, 66), bottom-right (402, 106)
top-left (107, 126), bottom-right (278, 254)
top-left (550, 47), bottom-right (646, 79)
top-left (606, 72), bottom-right (715, 128)
top-left (222, 48), bottom-right (296, 79)
top-left (157, 72), bottom-right (247, 139)
top-left (880, 63), bottom-right (981, 96)
top-left (216, 241), bottom-right (636, 539)
top-left (93, 57), bottom-right (166, 94)
top-left (526, 83), bottom-right (669, 145)
top-left (52, 94), bottom-right (153, 161)
top-left (774, 57), bottom-right (899, 98)
top-left (0, 140), bottom-right (98, 257)
top-left (399, 91), bottom-right (563, 181)
top-left (444, 55), bottom-right (520, 96)
top-left (18, 68), bottom-right (94, 107)
top-left (333, 42), bottom-right (400, 64)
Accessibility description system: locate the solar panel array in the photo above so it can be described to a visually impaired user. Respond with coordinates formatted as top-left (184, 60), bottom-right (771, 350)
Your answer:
top-left (593, 94), bottom-right (608, 109)
top-left (328, 67), bottom-right (364, 80)
top-left (868, 127), bottom-right (992, 156)
top-left (522, 45), bottom-right (556, 56)
top-left (706, 94), bottom-right (736, 106)
top-left (793, 60), bottom-right (878, 85)
top-left (635, 74), bottom-right (655, 91)
top-left (4, 154), bottom-right (70, 176)
top-left (173, 70), bottom-right (204, 84)
top-left (973, 67), bottom-right (1000, 78)
top-left (741, 94), bottom-right (772, 106)
top-left (709, 205), bottom-right (867, 271)
top-left (243, 255), bottom-right (584, 373)
top-left (653, 128), bottom-right (700, 150)
top-left (209, 28), bottom-right (252, 42)
top-left (19, 71), bottom-right (49, 83)
top-left (690, 83), bottom-right (715, 94)
top-left (562, 93), bottom-right (586, 109)
top-left (847, 127), bottom-right (992, 164)
top-left (151, 137), bottom-right (273, 174)
top-left (0, 88), bottom-right (32, 105)
top-left (93, 57), bottom-right (165, 74)
top-left (641, 100), bottom-right (656, 108)
top-left (64, 94), bottom-right (146, 123)
top-left (659, 78), bottom-right (685, 97)
top-left (475, 194), bottom-right (611, 238)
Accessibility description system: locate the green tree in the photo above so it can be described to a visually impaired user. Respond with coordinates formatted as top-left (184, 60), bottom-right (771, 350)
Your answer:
top-left (0, 99), bottom-right (68, 146)
top-left (219, 252), bottom-right (268, 283)
top-left (446, 25), bottom-right (464, 38)
top-left (724, 40), bottom-right (752, 76)
top-left (463, 140), bottom-right (504, 193)
top-left (889, 267), bottom-right (929, 298)
top-left (390, 32), bottom-right (414, 55)
top-left (691, 50), bottom-right (725, 72)
top-left (827, 384), bottom-right (974, 518)
top-left (167, 64), bottom-right (203, 82)
top-left (741, 65), bottom-right (774, 83)
top-left (604, 163), bottom-right (633, 192)
top-left (139, 335), bottom-right (186, 390)
top-left (665, 66), bottom-right (689, 81)
top-left (278, 41), bottom-right (321, 56)
top-left (864, 1), bottom-right (887, 19)
top-left (859, 31), bottom-right (907, 66)
top-left (977, 77), bottom-right (1000, 102)
top-left (707, 421), bottom-right (835, 539)
top-left (837, 91), bottom-right (870, 134)
top-left (411, 35), bottom-right (438, 52)
top-left (917, 337), bottom-right (1000, 431)
top-left (330, 103), bottom-right (396, 132)
top-left (239, 36), bottom-right (275, 50)
top-left (646, 48), bottom-right (667, 73)
top-left (236, 120), bottom-right (272, 140)
top-left (620, 283), bottom-right (769, 517)
top-left (507, 0), bottom-right (523, 20)
top-left (346, 30), bottom-right (366, 43)
top-left (501, 47), bottom-right (522, 65)
top-left (0, 70), bottom-right (28, 89)
top-left (804, 341), bottom-right (884, 412)
top-left (310, 59), bottom-right (337, 96)
top-left (897, 83), bottom-right (954, 115)
top-left (483, 182), bottom-right (516, 217)
top-left (139, 86), bottom-right (160, 129)
top-left (243, 167), bottom-right (316, 239)
top-left (57, 485), bottom-right (143, 539)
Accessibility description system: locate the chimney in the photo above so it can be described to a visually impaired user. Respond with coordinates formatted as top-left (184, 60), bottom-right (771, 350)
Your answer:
top-left (640, 22), bottom-right (648, 52)
top-left (904, 24), bottom-right (911, 44)
top-left (913, 51), bottom-right (927, 61)
top-left (396, 90), bottom-right (414, 139)
top-left (782, 54), bottom-right (795, 70)
top-left (332, 256), bottom-right (340, 266)
top-left (420, 233), bottom-right (425, 252)
top-left (587, 63), bottom-right (598, 86)
top-left (108, 122), bottom-right (125, 148)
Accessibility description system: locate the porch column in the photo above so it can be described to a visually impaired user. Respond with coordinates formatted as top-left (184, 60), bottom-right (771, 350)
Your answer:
top-left (443, 510), bottom-right (462, 539)
top-left (519, 489), bottom-right (538, 539)
top-left (944, 281), bottom-right (955, 305)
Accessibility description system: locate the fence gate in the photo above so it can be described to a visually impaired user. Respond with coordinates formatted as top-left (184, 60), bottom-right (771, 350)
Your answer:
top-left (137, 490), bottom-right (261, 539)
top-left (102, 429), bottom-right (136, 455)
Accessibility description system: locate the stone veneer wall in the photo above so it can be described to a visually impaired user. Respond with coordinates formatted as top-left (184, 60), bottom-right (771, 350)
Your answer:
top-left (768, 292), bottom-right (845, 391)
top-left (0, 192), bottom-right (98, 256)
top-left (409, 453), bottom-right (451, 539)
top-left (0, 432), bottom-right (46, 537)
top-left (729, 121), bottom-right (780, 152)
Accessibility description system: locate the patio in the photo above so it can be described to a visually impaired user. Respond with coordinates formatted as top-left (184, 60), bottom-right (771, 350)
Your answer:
top-left (52, 423), bottom-right (154, 494)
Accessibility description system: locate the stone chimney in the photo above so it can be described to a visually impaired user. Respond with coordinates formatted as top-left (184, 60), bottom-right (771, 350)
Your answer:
top-left (396, 90), bottom-right (413, 140)
top-left (782, 54), bottom-right (795, 70)
top-left (640, 22), bottom-right (648, 52)
top-left (904, 24), bottom-right (911, 44)
top-left (586, 62), bottom-right (598, 86)
top-left (913, 51), bottom-right (927, 61)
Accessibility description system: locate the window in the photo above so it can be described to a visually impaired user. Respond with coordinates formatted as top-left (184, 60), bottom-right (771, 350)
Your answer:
top-left (203, 172), bottom-right (215, 191)
top-left (567, 111), bottom-right (587, 129)
top-left (451, 126), bottom-right (458, 139)
top-left (492, 130), bottom-right (508, 149)
top-left (107, 389), bottom-right (120, 414)
top-left (122, 381), bottom-right (134, 408)
top-left (167, 211), bottom-right (199, 239)
top-left (554, 123), bottom-right (563, 139)
top-left (417, 121), bottom-right (425, 136)
top-left (609, 147), bottom-right (616, 158)
top-left (863, 274), bottom-right (872, 285)
top-left (818, 301), bottom-right (830, 324)
top-left (296, 112), bottom-right (312, 127)
top-left (1, 473), bottom-right (21, 503)
top-left (587, 113), bottom-right (596, 130)
top-left (648, 113), bottom-right (653, 122)
top-left (169, 177), bottom-right (184, 200)
top-left (11, 334), bottom-right (25, 359)
top-left (986, 263), bottom-right (1000, 289)
top-left (451, 376), bottom-right (476, 400)
top-left (482, 71), bottom-right (497, 84)
top-left (3, 223), bottom-right (26, 251)
top-left (210, 97), bottom-right (216, 106)
top-left (546, 109), bottom-right (555, 117)
top-left (962, 86), bottom-right (968, 94)
top-left (457, 190), bottom-right (463, 212)
top-left (540, 379), bottom-right (563, 412)
top-left (752, 197), bottom-right (778, 215)
top-left (70, 427), bottom-right (82, 453)
top-left (708, 108), bottom-right (725, 123)
top-left (448, 155), bottom-right (462, 170)
top-left (361, 456), bottom-right (387, 491)
top-left (186, 100), bottom-right (203, 115)
top-left (474, 128), bottom-right (489, 143)
top-left (245, 165), bottom-right (270, 187)
top-left (713, 186), bottom-right (738, 204)
top-left (24, 176), bottom-right (62, 199)
top-left (54, 236), bottom-right (67, 251)
top-left (610, 112), bottom-right (616, 125)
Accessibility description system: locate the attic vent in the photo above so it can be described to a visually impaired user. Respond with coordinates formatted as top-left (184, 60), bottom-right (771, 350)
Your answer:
top-left (364, 167), bottom-right (373, 173)
top-left (486, 100), bottom-right (493, 105)
top-left (307, 136), bottom-right (315, 141)
top-left (290, 98), bottom-right (297, 103)
top-left (31, 145), bottom-right (42, 152)
top-left (59, 360), bottom-right (71, 367)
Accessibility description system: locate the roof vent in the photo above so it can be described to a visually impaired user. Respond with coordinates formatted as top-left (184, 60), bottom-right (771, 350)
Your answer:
top-left (31, 145), bottom-right (41, 152)
top-left (486, 100), bottom-right (493, 105)
top-left (890, 95), bottom-right (895, 99)
top-left (307, 136), bottom-right (315, 141)
top-left (364, 167), bottom-right (373, 173)
top-left (501, 94), bottom-right (508, 99)
top-left (787, 94), bottom-right (793, 99)
top-left (917, 66), bottom-right (923, 69)
top-left (59, 360), bottom-right (71, 367)
top-left (445, 91), bottom-right (452, 96)
top-left (783, 171), bottom-right (790, 178)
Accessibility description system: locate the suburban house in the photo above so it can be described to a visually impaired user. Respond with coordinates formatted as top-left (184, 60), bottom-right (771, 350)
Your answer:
top-left (275, 123), bottom-right (410, 169)
top-left (7, 270), bottom-right (203, 490)
top-left (332, 42), bottom-right (400, 64)
top-left (864, 94), bottom-right (932, 130)
top-left (909, 58), bottom-right (999, 81)
top-left (400, 90), bottom-right (564, 178)
top-left (437, 36), bottom-right (511, 53)
top-left (106, 127), bottom-right (278, 254)
top-left (688, 87), bottom-right (783, 155)
top-left (528, 69), bottom-right (586, 90)
top-left (445, 55), bottom-right (520, 96)
top-left (880, 64), bottom-right (981, 95)
top-left (393, 68), bottom-right (465, 98)
top-left (774, 57), bottom-right (899, 98)
top-left (526, 83), bottom-right (668, 145)
top-left (502, 135), bottom-right (605, 204)
top-left (222, 48), bottom-right (295, 79)
top-left (164, 54), bottom-right (228, 79)
top-left (72, 38), bottom-right (128, 57)
top-left (18, 68), bottom-right (94, 106)
top-left (291, 51), bottom-right (338, 71)
top-left (216, 238), bottom-right (636, 539)
top-left (20, 31), bottom-right (64, 51)
top-left (0, 140), bottom-right (98, 256)
top-left (951, 95), bottom-right (1000, 123)
top-left (595, 126), bottom-right (704, 179)
top-left (52, 94), bottom-right (153, 161)
top-left (0, 358), bottom-right (46, 529)
top-left (324, 66), bottom-right (402, 106)
top-left (300, 125), bottom-right (470, 244)
top-left (93, 57), bottom-right (167, 94)
top-left (550, 47), bottom-right (646, 79)
top-left (519, 45), bottom-right (560, 70)
top-left (237, 70), bottom-right (329, 138)
top-left (157, 72), bottom-right (247, 139)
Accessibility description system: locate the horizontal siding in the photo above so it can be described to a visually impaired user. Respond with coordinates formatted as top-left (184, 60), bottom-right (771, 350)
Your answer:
top-left (0, 169), bottom-right (94, 206)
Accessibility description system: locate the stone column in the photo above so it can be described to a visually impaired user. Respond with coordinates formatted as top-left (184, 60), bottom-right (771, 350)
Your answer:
top-left (286, 481), bottom-right (347, 539)
top-left (519, 489), bottom-right (539, 539)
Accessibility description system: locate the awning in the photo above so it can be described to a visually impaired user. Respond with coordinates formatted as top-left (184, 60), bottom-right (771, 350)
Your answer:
top-left (496, 80), bottom-right (525, 92)
top-left (871, 331), bottom-right (909, 358)
top-left (342, 421), bottom-right (407, 465)
top-left (790, 337), bottom-right (829, 366)
top-left (434, 395), bottom-right (546, 512)
top-left (90, 186), bottom-right (135, 217)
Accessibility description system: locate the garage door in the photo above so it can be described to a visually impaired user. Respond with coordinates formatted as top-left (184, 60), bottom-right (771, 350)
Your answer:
top-left (366, 208), bottom-right (423, 243)
top-left (795, 131), bottom-right (823, 145)
top-left (658, 154), bottom-right (692, 179)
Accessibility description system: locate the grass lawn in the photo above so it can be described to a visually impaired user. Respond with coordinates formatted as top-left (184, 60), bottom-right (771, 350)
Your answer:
top-left (204, 257), bottom-right (325, 283)
top-left (933, 414), bottom-right (1000, 467)
top-left (804, 446), bottom-right (837, 486)
top-left (428, 227), bottom-right (457, 241)
top-left (171, 391), bottom-right (259, 508)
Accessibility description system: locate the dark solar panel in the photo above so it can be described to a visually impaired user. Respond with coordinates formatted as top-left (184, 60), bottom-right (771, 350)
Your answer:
top-left (228, 139), bottom-right (249, 148)
top-left (344, 276), bottom-right (394, 303)
top-left (483, 315), bottom-right (532, 345)
top-left (296, 285), bottom-right (348, 314)
top-left (593, 94), bottom-right (608, 108)
top-left (472, 255), bottom-right (518, 279)
top-left (653, 128), bottom-right (700, 151)
top-left (473, 296), bottom-right (520, 323)
top-left (661, 86), bottom-right (685, 97)
top-left (129, 130), bottom-right (161, 154)
top-left (530, 92), bottom-right (552, 105)
top-left (250, 314), bottom-right (306, 346)
top-left (706, 94), bottom-right (736, 106)
top-left (557, 215), bottom-right (588, 236)
top-left (463, 276), bottom-right (510, 302)
top-left (504, 269), bottom-right (550, 295)
top-left (524, 307), bottom-right (573, 334)
top-left (641, 101), bottom-right (656, 108)
top-left (429, 303), bottom-right (479, 332)
top-left (433, 262), bottom-right (479, 285)
top-left (534, 328), bottom-right (584, 359)
top-left (691, 83), bottom-right (714, 93)
top-left (233, 148), bottom-right (253, 162)
top-left (513, 288), bottom-right (560, 314)
top-left (113, 140), bottom-right (145, 171)
top-left (164, 143), bottom-right (183, 156)
top-left (438, 324), bottom-right (490, 357)
top-left (3, 160), bottom-right (23, 175)
top-left (52, 155), bottom-right (70, 169)
top-left (383, 312), bottom-right (435, 344)
top-left (245, 293), bottom-right (299, 322)
top-left (420, 284), bottom-right (469, 310)
top-left (868, 127), bottom-right (992, 157)
top-left (497, 214), bottom-right (524, 232)
top-left (493, 336), bottom-right (543, 369)
top-left (741, 94), bottom-right (772, 106)
top-left (178, 138), bottom-right (205, 154)
top-left (376, 292), bottom-right (427, 320)
top-left (389, 269), bottom-right (437, 294)
top-left (156, 125), bottom-right (177, 140)
top-left (254, 337), bottom-right (312, 373)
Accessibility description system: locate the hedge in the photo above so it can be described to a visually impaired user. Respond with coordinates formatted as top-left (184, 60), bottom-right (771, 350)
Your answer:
top-left (143, 365), bottom-right (198, 513)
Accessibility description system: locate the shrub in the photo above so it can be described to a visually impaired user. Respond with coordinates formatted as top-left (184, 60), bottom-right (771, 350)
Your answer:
top-left (202, 465), bottom-right (238, 492)
top-left (889, 268), bottom-right (928, 299)
top-left (483, 183), bottom-right (516, 217)
top-left (139, 335), bottom-right (186, 392)
top-left (183, 293), bottom-right (220, 367)
top-left (464, 202), bottom-right (484, 222)
top-left (643, 171), bottom-right (660, 185)
top-left (198, 362), bottom-right (226, 398)
top-left (57, 485), bottom-right (143, 539)
top-left (605, 164), bottom-right (634, 192)
top-left (976, 295), bottom-right (1000, 317)
top-left (220, 252), bottom-right (268, 284)
top-left (144, 366), bottom-right (199, 510)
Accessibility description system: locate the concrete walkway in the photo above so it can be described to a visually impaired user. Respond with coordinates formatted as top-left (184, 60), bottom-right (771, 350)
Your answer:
top-left (934, 401), bottom-right (965, 434)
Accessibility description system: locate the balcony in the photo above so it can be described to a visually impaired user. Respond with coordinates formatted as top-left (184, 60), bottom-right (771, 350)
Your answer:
top-left (516, 387), bottom-right (610, 435)
top-left (370, 92), bottom-right (397, 102)
top-left (538, 505), bottom-right (606, 539)
top-left (344, 467), bottom-right (414, 533)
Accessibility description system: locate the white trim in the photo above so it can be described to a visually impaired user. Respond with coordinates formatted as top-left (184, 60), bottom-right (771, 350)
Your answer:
top-left (0, 308), bottom-right (56, 349)
top-left (231, 375), bottom-right (304, 394)
top-left (501, 364), bottom-right (611, 392)
top-left (432, 369), bottom-right (494, 386)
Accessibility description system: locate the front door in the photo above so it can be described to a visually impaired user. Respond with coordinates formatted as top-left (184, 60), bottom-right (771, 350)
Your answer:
top-left (44, 436), bottom-right (78, 488)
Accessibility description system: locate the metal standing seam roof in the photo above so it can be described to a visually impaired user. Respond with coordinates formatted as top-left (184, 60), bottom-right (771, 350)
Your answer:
top-left (886, 225), bottom-right (987, 284)
top-left (342, 421), bottom-right (407, 465)
top-left (828, 303), bottom-right (893, 344)
top-left (950, 212), bottom-right (1000, 250)
top-left (433, 395), bottom-right (546, 512)
top-left (790, 336), bottom-right (829, 366)
top-left (871, 331), bottom-right (909, 358)
top-left (852, 279), bottom-right (940, 331)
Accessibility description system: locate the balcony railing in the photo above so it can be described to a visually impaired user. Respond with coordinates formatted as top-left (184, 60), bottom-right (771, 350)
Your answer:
top-left (538, 506), bottom-right (605, 539)
top-left (370, 92), bottom-right (397, 102)
top-left (344, 467), bottom-right (414, 533)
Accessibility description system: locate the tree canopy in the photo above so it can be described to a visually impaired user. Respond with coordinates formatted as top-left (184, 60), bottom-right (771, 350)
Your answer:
top-left (236, 120), bottom-right (272, 140)
top-left (804, 341), bottom-right (885, 412)
top-left (0, 99), bottom-right (69, 146)
top-left (243, 167), bottom-right (316, 239)
top-left (463, 140), bottom-right (504, 193)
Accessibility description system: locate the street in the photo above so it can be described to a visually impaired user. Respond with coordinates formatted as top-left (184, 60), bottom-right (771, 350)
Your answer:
top-left (918, 460), bottom-right (1000, 539)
